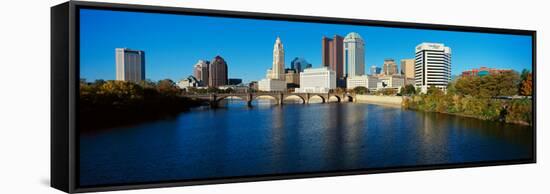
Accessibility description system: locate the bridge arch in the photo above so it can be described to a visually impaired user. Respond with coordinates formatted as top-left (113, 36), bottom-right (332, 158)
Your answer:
top-left (215, 95), bottom-right (246, 102)
top-left (283, 94), bottom-right (306, 104)
top-left (343, 94), bottom-right (354, 102)
top-left (253, 94), bottom-right (280, 104)
top-left (328, 95), bottom-right (341, 103)
top-left (308, 94), bottom-right (326, 103)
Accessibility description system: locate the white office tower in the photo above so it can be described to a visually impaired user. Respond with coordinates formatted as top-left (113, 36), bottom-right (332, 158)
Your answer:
top-left (258, 37), bottom-right (287, 91)
top-left (347, 75), bottom-right (378, 90)
top-left (295, 67), bottom-right (336, 93)
top-left (343, 32), bottom-right (365, 77)
top-left (414, 43), bottom-right (452, 93)
top-left (270, 36), bottom-right (285, 81)
top-left (115, 48), bottom-right (145, 82)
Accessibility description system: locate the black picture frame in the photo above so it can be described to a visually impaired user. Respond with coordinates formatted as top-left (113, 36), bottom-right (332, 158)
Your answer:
top-left (51, 1), bottom-right (537, 193)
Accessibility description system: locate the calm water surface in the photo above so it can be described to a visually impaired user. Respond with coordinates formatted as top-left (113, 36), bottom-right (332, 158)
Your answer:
top-left (79, 101), bottom-right (533, 186)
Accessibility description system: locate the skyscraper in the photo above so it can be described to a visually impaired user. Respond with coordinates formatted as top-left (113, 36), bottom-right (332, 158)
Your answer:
top-left (115, 48), bottom-right (145, 82)
top-left (270, 36), bottom-right (285, 81)
top-left (343, 32), bottom-right (365, 77)
top-left (193, 60), bottom-right (209, 86)
top-left (415, 43), bottom-right (452, 93)
top-left (400, 59), bottom-right (415, 79)
top-left (208, 55), bottom-right (228, 87)
top-left (382, 59), bottom-right (398, 75)
top-left (258, 37), bottom-right (287, 91)
top-left (321, 35), bottom-right (344, 78)
top-left (290, 57), bottom-right (311, 72)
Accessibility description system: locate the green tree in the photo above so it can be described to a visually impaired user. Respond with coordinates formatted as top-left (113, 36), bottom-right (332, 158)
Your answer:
top-left (207, 87), bottom-right (220, 94)
top-left (352, 86), bottom-right (368, 94)
top-left (455, 76), bottom-right (480, 96)
top-left (400, 84), bottom-right (416, 96)
top-left (427, 85), bottom-right (442, 95)
top-left (446, 81), bottom-right (457, 95)
top-left (157, 79), bottom-right (180, 96)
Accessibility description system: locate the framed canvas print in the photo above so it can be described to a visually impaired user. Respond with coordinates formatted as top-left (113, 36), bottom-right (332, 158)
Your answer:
top-left (51, 1), bottom-right (536, 193)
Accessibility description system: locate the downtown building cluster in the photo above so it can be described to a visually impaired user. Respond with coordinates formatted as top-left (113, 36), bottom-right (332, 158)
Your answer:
top-left (114, 36), bottom-right (453, 94)
top-left (252, 32), bottom-right (454, 94)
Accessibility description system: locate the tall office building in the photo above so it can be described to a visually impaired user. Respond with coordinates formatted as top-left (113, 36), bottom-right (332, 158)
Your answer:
top-left (370, 65), bottom-right (381, 75)
top-left (259, 36), bottom-right (287, 91)
top-left (321, 35), bottom-right (344, 78)
top-left (400, 59), bottom-right (415, 79)
top-left (208, 55), bottom-right (228, 87)
top-left (415, 43), bottom-right (452, 93)
top-left (343, 32), bottom-right (365, 77)
top-left (270, 36), bottom-right (285, 81)
top-left (382, 59), bottom-right (398, 75)
top-left (193, 60), bottom-right (210, 86)
top-left (115, 48), bottom-right (145, 82)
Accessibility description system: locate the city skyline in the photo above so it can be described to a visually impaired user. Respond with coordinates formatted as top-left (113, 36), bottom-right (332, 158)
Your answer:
top-left (80, 9), bottom-right (533, 83)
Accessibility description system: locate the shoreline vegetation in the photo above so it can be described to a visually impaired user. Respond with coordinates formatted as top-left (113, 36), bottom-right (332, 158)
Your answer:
top-left (351, 69), bottom-right (533, 126)
top-left (400, 70), bottom-right (533, 126)
top-left (79, 79), bottom-right (207, 132)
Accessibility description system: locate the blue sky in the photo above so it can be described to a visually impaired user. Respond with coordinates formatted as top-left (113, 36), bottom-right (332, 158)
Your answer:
top-left (80, 9), bottom-right (532, 83)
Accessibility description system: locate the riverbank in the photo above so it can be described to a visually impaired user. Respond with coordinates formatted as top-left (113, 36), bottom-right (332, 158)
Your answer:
top-left (354, 95), bottom-right (402, 107)
top-left (353, 94), bottom-right (531, 126)
top-left (79, 96), bottom-right (207, 131)
top-left (402, 94), bottom-right (532, 126)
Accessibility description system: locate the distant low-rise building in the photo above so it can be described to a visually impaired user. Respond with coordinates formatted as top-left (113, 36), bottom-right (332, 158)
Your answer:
top-left (347, 75), bottom-right (378, 90)
top-left (249, 81), bottom-right (258, 91)
top-left (405, 77), bottom-right (415, 86)
top-left (377, 74), bottom-right (405, 89)
top-left (370, 65), bottom-right (381, 75)
top-left (258, 78), bottom-right (286, 92)
top-left (461, 66), bottom-right (513, 77)
top-left (290, 57), bottom-right (312, 73)
top-left (219, 85), bottom-right (249, 93)
top-left (285, 68), bottom-right (300, 88)
top-left (382, 58), bottom-right (398, 75)
top-left (400, 59), bottom-right (415, 79)
top-left (228, 78), bottom-right (242, 85)
top-left (177, 76), bottom-right (200, 90)
top-left (295, 67), bottom-right (336, 93)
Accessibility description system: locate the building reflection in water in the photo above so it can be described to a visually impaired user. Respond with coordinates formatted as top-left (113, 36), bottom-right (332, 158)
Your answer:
top-left (79, 102), bottom-right (533, 186)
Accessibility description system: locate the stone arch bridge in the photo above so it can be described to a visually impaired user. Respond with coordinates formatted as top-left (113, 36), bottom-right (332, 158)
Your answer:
top-left (184, 92), bottom-right (356, 107)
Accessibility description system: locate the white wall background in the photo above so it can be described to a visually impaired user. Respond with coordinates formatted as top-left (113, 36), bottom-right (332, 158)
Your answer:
top-left (0, 0), bottom-right (547, 193)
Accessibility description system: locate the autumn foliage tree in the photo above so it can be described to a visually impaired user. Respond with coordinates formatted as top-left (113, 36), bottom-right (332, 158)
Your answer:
top-left (520, 73), bottom-right (533, 96)
top-left (454, 71), bottom-right (520, 97)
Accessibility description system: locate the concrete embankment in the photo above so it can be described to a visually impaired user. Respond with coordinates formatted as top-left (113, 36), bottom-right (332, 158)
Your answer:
top-left (355, 95), bottom-right (403, 107)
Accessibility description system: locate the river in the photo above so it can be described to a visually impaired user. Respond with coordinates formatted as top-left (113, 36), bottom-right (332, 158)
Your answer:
top-left (79, 100), bottom-right (533, 187)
